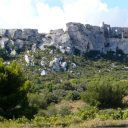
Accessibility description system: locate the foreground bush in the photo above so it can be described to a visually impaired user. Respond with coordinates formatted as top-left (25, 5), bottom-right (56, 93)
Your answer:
top-left (0, 59), bottom-right (31, 118)
top-left (78, 106), bottom-right (98, 120)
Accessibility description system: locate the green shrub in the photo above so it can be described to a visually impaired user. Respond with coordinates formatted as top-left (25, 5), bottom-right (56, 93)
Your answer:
top-left (44, 92), bottom-right (58, 104)
top-left (0, 116), bottom-right (5, 122)
top-left (123, 109), bottom-right (128, 119)
top-left (58, 106), bottom-right (71, 116)
top-left (16, 116), bottom-right (29, 123)
top-left (28, 93), bottom-right (47, 109)
top-left (78, 106), bottom-right (98, 120)
top-left (66, 91), bottom-right (80, 100)
top-left (81, 76), bottom-right (128, 108)
top-left (46, 106), bottom-right (58, 116)
top-left (96, 108), bottom-right (123, 120)
top-left (61, 81), bottom-right (75, 90)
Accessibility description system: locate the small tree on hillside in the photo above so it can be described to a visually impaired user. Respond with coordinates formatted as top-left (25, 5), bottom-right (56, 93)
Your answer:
top-left (0, 59), bottom-right (31, 118)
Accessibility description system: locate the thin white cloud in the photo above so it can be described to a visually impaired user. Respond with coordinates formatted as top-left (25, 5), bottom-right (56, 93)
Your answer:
top-left (0, 0), bottom-right (128, 33)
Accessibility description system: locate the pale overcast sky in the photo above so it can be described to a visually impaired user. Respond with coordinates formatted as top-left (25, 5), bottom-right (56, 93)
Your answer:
top-left (0, 0), bottom-right (128, 32)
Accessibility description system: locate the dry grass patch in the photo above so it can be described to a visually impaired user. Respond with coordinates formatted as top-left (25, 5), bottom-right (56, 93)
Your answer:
top-left (69, 119), bottom-right (128, 128)
top-left (55, 100), bottom-right (86, 113)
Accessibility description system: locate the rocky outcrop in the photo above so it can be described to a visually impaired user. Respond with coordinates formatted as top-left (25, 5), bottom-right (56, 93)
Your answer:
top-left (49, 57), bottom-right (67, 72)
top-left (66, 23), bottom-right (105, 53)
top-left (0, 29), bottom-right (43, 55)
top-left (41, 70), bottom-right (47, 76)
top-left (1, 22), bottom-right (128, 55)
top-left (24, 54), bottom-right (34, 66)
top-left (47, 22), bottom-right (128, 54)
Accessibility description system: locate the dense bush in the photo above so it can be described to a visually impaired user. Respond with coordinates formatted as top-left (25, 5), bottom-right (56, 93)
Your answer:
top-left (28, 89), bottom-right (59, 110)
top-left (96, 108), bottom-right (123, 120)
top-left (28, 93), bottom-right (48, 109)
top-left (66, 90), bottom-right (80, 100)
top-left (61, 81), bottom-right (75, 90)
top-left (81, 76), bottom-right (128, 108)
top-left (78, 107), bottom-right (128, 120)
top-left (58, 106), bottom-right (71, 116)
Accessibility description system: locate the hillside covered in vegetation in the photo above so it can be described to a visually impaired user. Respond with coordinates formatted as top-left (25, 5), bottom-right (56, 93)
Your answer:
top-left (1, 44), bottom-right (128, 127)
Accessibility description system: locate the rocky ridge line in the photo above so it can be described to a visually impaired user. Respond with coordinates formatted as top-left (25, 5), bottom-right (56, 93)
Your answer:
top-left (1, 22), bottom-right (128, 55)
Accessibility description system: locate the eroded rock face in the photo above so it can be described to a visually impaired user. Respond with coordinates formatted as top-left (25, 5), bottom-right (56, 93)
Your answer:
top-left (1, 22), bottom-right (128, 55)
top-left (43, 28), bottom-right (72, 51)
top-left (66, 22), bottom-right (105, 53)
top-left (0, 29), bottom-right (44, 54)
top-left (65, 22), bottom-right (128, 54)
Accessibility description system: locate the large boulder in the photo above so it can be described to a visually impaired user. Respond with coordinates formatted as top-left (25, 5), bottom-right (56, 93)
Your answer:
top-left (61, 62), bottom-right (67, 71)
top-left (10, 49), bottom-right (17, 56)
top-left (41, 70), bottom-right (47, 76)
top-left (49, 57), bottom-right (61, 72)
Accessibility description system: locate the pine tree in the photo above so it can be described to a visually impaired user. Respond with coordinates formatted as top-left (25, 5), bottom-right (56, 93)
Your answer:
top-left (0, 59), bottom-right (31, 118)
